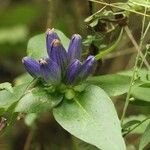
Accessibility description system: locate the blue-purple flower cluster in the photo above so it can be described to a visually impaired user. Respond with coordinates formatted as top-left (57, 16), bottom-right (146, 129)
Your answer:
top-left (22, 29), bottom-right (96, 86)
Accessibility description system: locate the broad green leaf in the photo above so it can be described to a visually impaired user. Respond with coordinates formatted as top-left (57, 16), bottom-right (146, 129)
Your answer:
top-left (86, 74), bottom-right (130, 96)
top-left (131, 86), bottom-right (150, 102)
top-left (53, 85), bottom-right (126, 150)
top-left (123, 115), bottom-right (150, 134)
top-left (0, 83), bottom-right (29, 109)
top-left (15, 87), bottom-right (63, 113)
top-left (139, 122), bottom-right (150, 150)
top-left (0, 82), bottom-right (13, 93)
top-left (27, 29), bottom-right (70, 59)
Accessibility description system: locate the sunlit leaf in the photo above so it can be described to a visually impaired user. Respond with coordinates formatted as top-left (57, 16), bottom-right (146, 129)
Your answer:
top-left (0, 82), bottom-right (13, 93)
top-left (15, 87), bottom-right (63, 113)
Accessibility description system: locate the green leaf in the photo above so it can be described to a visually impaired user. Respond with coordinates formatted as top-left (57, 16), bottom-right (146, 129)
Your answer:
top-left (139, 122), bottom-right (150, 150)
top-left (53, 85), bottom-right (126, 150)
top-left (15, 87), bottom-right (63, 113)
top-left (0, 82), bottom-right (13, 93)
top-left (118, 69), bottom-right (150, 84)
top-left (131, 86), bottom-right (150, 102)
top-left (122, 120), bottom-right (141, 131)
top-left (27, 29), bottom-right (70, 59)
top-left (123, 115), bottom-right (150, 134)
top-left (0, 83), bottom-right (29, 109)
top-left (86, 74), bottom-right (130, 96)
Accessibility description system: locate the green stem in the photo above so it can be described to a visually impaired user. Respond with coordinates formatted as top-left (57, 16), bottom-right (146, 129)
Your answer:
top-left (120, 52), bottom-right (139, 124)
top-left (121, 4), bottom-right (148, 125)
top-left (95, 28), bottom-right (123, 60)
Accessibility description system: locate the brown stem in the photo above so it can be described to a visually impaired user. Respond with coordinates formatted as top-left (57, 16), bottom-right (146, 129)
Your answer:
top-left (23, 130), bottom-right (33, 150)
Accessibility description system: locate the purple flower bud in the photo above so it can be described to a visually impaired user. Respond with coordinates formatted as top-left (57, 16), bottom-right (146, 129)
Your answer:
top-left (50, 39), bottom-right (68, 71)
top-left (77, 55), bottom-right (96, 81)
top-left (22, 57), bottom-right (41, 78)
top-left (68, 34), bottom-right (82, 63)
top-left (46, 28), bottom-right (59, 57)
top-left (39, 58), bottom-right (61, 84)
top-left (65, 59), bottom-right (81, 84)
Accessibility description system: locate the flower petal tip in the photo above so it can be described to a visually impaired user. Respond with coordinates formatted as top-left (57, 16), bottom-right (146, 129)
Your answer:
top-left (46, 28), bottom-right (55, 35)
top-left (51, 39), bottom-right (61, 47)
top-left (73, 34), bottom-right (82, 39)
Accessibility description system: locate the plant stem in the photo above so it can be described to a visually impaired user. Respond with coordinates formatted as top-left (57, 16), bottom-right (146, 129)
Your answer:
top-left (120, 51), bottom-right (139, 125)
top-left (125, 26), bottom-right (150, 70)
top-left (121, 6), bottom-right (148, 125)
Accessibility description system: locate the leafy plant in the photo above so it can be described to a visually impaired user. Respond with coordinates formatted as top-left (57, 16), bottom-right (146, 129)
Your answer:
top-left (0, 0), bottom-right (150, 149)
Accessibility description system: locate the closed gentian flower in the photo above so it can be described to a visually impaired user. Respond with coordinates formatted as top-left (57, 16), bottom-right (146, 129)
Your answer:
top-left (65, 59), bottom-right (81, 84)
top-left (46, 28), bottom-right (59, 55)
top-left (68, 34), bottom-right (82, 63)
top-left (77, 55), bottom-right (96, 81)
top-left (22, 57), bottom-right (41, 78)
top-left (50, 39), bottom-right (68, 71)
top-left (22, 28), bottom-right (97, 86)
top-left (39, 58), bottom-right (61, 84)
